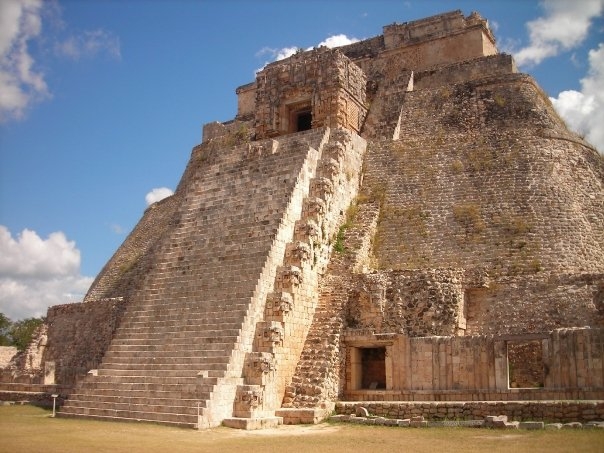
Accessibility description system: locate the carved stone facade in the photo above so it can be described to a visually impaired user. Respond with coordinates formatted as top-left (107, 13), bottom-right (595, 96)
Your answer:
top-left (253, 47), bottom-right (368, 139)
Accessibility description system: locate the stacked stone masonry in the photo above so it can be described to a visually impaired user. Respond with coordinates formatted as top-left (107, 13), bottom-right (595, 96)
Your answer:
top-left (1, 10), bottom-right (602, 429)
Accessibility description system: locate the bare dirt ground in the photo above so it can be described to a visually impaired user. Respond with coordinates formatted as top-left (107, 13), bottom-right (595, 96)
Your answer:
top-left (1, 405), bottom-right (603, 453)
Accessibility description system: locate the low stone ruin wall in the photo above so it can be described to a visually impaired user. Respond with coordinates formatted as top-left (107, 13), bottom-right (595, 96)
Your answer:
top-left (343, 327), bottom-right (604, 401)
top-left (336, 401), bottom-right (604, 424)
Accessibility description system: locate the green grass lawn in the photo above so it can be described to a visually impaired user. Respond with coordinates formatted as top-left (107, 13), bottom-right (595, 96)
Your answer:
top-left (1, 405), bottom-right (603, 453)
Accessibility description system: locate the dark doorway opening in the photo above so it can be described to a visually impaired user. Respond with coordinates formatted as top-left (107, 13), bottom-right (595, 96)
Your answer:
top-left (508, 340), bottom-right (544, 388)
top-left (361, 347), bottom-right (386, 389)
top-left (296, 110), bottom-right (312, 132)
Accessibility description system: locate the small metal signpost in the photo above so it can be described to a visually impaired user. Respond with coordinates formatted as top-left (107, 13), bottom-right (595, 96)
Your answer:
top-left (51, 394), bottom-right (59, 417)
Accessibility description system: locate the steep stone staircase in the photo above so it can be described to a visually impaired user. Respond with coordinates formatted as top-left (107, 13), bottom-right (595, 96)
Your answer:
top-left (59, 128), bottom-right (331, 427)
top-left (221, 129), bottom-right (367, 428)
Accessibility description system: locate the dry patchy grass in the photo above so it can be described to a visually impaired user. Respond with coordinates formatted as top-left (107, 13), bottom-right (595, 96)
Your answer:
top-left (1, 405), bottom-right (603, 453)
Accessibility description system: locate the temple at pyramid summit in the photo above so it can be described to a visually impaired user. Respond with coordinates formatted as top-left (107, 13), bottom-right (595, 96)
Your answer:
top-left (1, 10), bottom-right (603, 428)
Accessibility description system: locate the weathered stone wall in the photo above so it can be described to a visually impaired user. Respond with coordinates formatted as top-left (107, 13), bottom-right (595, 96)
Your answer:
top-left (347, 269), bottom-right (465, 336)
top-left (413, 54), bottom-right (517, 90)
top-left (1, 325), bottom-right (48, 385)
top-left (42, 299), bottom-right (126, 388)
top-left (362, 76), bottom-right (603, 278)
top-left (336, 401), bottom-right (604, 424)
top-left (466, 273), bottom-right (604, 335)
top-left (0, 347), bottom-right (17, 368)
top-left (343, 328), bottom-right (604, 400)
top-left (383, 10), bottom-right (495, 55)
top-left (236, 82), bottom-right (256, 119)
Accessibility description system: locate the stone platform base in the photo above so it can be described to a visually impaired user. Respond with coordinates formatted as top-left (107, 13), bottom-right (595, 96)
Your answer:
top-left (336, 400), bottom-right (604, 424)
top-left (276, 406), bottom-right (334, 425)
top-left (222, 417), bottom-right (283, 430)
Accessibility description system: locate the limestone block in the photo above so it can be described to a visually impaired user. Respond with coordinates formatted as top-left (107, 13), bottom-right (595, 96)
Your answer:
top-left (562, 422), bottom-right (583, 429)
top-left (545, 423), bottom-right (563, 430)
top-left (356, 406), bottom-right (370, 417)
top-left (519, 421), bottom-right (544, 430)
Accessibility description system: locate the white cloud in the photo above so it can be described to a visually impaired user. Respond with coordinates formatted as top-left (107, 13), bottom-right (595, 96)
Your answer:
top-left (316, 34), bottom-right (359, 49)
top-left (0, 0), bottom-right (122, 121)
top-left (55, 28), bottom-right (121, 60)
top-left (550, 43), bottom-right (604, 152)
top-left (145, 187), bottom-right (174, 206)
top-left (109, 223), bottom-right (125, 235)
top-left (256, 34), bottom-right (360, 73)
top-left (513, 0), bottom-right (604, 67)
top-left (0, 226), bottom-right (93, 321)
top-left (0, 0), bottom-right (49, 121)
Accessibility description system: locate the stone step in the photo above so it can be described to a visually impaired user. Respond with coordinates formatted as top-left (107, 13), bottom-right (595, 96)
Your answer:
top-left (81, 374), bottom-right (202, 385)
top-left (110, 334), bottom-right (240, 345)
top-left (64, 394), bottom-right (205, 410)
top-left (97, 362), bottom-right (228, 374)
top-left (63, 397), bottom-right (202, 415)
top-left (59, 406), bottom-right (198, 426)
top-left (79, 381), bottom-right (206, 395)
top-left (114, 325), bottom-right (242, 336)
top-left (120, 313), bottom-right (244, 329)
top-left (123, 305), bottom-right (249, 317)
top-left (104, 347), bottom-right (233, 357)
top-left (79, 377), bottom-right (217, 394)
top-left (104, 347), bottom-right (230, 358)
top-left (107, 340), bottom-right (239, 351)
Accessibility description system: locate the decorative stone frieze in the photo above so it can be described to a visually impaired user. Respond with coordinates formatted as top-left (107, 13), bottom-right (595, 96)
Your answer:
top-left (285, 242), bottom-right (312, 268)
top-left (244, 352), bottom-right (277, 386)
top-left (276, 266), bottom-right (303, 290)
top-left (302, 197), bottom-right (326, 222)
top-left (260, 322), bottom-right (285, 348)
top-left (317, 158), bottom-right (340, 180)
top-left (266, 292), bottom-right (294, 316)
top-left (294, 220), bottom-right (322, 243)
top-left (310, 177), bottom-right (334, 200)
top-left (237, 386), bottom-right (263, 408)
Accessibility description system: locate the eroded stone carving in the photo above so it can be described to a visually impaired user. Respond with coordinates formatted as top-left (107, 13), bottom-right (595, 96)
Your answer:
top-left (277, 265), bottom-right (303, 289)
top-left (310, 177), bottom-right (334, 199)
top-left (267, 292), bottom-right (294, 315)
top-left (243, 139), bottom-right (277, 158)
top-left (249, 352), bottom-right (276, 374)
top-left (238, 387), bottom-right (263, 408)
top-left (262, 322), bottom-right (284, 347)
top-left (294, 220), bottom-right (322, 242)
top-left (285, 242), bottom-right (312, 267)
top-left (318, 158), bottom-right (340, 180)
top-left (303, 197), bottom-right (326, 221)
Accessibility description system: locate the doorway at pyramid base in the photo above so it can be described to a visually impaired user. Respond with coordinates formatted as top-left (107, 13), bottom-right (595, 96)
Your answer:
top-left (221, 326), bottom-right (604, 429)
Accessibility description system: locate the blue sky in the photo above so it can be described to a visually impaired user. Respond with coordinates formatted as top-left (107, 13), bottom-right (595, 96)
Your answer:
top-left (1, 0), bottom-right (603, 320)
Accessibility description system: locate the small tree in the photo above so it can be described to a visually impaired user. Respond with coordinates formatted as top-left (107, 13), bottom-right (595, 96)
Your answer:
top-left (9, 317), bottom-right (45, 351)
